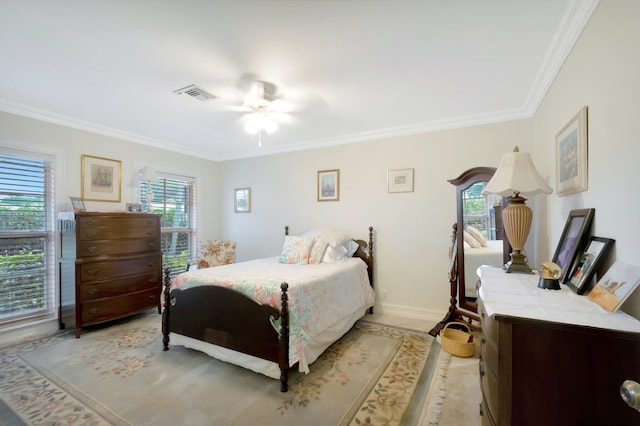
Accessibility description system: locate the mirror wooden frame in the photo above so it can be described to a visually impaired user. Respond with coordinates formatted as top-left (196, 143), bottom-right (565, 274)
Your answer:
top-left (430, 167), bottom-right (510, 335)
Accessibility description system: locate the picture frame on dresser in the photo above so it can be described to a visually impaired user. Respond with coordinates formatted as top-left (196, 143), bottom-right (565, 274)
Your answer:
top-left (567, 237), bottom-right (615, 295)
top-left (551, 208), bottom-right (595, 284)
top-left (588, 261), bottom-right (640, 312)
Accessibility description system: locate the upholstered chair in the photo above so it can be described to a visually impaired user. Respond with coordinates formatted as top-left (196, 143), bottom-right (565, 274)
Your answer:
top-left (187, 240), bottom-right (237, 270)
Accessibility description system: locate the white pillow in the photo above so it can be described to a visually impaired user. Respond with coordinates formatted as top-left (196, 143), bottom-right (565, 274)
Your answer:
top-left (321, 244), bottom-right (348, 263)
top-left (302, 228), bottom-right (351, 248)
top-left (278, 236), bottom-right (315, 264)
top-left (344, 240), bottom-right (359, 257)
top-left (463, 230), bottom-right (481, 248)
top-left (466, 226), bottom-right (488, 247)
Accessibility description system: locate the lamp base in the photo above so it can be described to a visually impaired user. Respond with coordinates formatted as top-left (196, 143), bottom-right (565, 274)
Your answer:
top-left (504, 251), bottom-right (534, 274)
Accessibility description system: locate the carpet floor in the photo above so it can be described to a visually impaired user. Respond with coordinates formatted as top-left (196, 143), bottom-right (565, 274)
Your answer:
top-left (0, 314), bottom-right (451, 426)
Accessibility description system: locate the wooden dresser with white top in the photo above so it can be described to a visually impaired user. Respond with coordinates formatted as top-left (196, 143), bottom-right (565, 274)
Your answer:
top-left (59, 212), bottom-right (162, 337)
top-left (478, 266), bottom-right (640, 426)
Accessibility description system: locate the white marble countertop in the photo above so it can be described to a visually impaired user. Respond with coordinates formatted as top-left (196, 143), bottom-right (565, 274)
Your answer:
top-left (479, 266), bottom-right (640, 334)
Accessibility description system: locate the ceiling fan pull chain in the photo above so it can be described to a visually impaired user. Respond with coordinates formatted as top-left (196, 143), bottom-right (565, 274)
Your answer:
top-left (258, 129), bottom-right (262, 148)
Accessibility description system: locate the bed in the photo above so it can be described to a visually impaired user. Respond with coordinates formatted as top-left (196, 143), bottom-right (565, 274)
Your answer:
top-left (161, 226), bottom-right (375, 392)
top-left (464, 239), bottom-right (503, 297)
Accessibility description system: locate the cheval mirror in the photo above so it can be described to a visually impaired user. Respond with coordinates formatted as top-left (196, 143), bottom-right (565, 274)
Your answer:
top-left (430, 167), bottom-right (510, 335)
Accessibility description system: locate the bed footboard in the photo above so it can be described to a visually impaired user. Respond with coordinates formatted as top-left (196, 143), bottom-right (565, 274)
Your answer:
top-left (162, 268), bottom-right (290, 392)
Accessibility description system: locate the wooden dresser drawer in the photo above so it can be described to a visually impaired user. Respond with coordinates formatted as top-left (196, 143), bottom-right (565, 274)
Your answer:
top-left (79, 255), bottom-right (160, 282)
top-left (78, 238), bottom-right (159, 257)
top-left (479, 353), bottom-right (499, 421)
top-left (81, 288), bottom-right (159, 325)
top-left (78, 273), bottom-right (159, 302)
top-left (77, 217), bottom-right (158, 241)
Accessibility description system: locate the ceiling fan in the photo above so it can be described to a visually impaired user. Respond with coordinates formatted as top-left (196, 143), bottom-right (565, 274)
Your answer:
top-left (241, 80), bottom-right (281, 147)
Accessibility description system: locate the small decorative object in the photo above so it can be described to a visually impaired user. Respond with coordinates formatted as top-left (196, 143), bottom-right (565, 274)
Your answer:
top-left (440, 322), bottom-right (475, 358)
top-left (317, 169), bottom-right (340, 202)
top-left (556, 106), bottom-right (588, 196)
top-left (588, 261), bottom-right (640, 312)
top-left (387, 168), bottom-right (414, 193)
top-left (139, 166), bottom-right (157, 212)
top-left (81, 154), bottom-right (122, 202)
top-left (481, 146), bottom-right (553, 274)
top-left (538, 261), bottom-right (561, 290)
top-left (234, 188), bottom-right (251, 213)
top-left (551, 208), bottom-right (595, 283)
top-left (126, 203), bottom-right (142, 212)
top-left (567, 237), bottom-right (615, 295)
top-left (69, 196), bottom-right (86, 212)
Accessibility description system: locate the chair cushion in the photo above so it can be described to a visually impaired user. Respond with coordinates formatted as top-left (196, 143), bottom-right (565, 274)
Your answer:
top-left (198, 240), bottom-right (237, 268)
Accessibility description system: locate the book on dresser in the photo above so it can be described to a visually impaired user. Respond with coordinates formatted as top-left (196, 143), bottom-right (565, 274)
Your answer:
top-left (477, 266), bottom-right (640, 426)
top-left (59, 212), bottom-right (163, 337)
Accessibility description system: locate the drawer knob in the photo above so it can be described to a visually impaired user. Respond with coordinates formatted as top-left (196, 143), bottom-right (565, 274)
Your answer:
top-left (86, 232), bottom-right (97, 238)
top-left (87, 219), bottom-right (97, 225)
top-left (87, 288), bottom-right (98, 295)
top-left (87, 269), bottom-right (99, 276)
top-left (148, 263), bottom-right (154, 267)
top-left (87, 246), bottom-right (98, 253)
top-left (481, 335), bottom-right (486, 344)
top-left (89, 308), bottom-right (99, 314)
top-left (479, 362), bottom-right (485, 377)
top-left (147, 242), bottom-right (154, 247)
top-left (149, 295), bottom-right (155, 299)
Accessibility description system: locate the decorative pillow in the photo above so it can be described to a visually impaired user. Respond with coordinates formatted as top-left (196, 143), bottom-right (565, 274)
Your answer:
top-left (302, 228), bottom-right (351, 248)
top-left (321, 244), bottom-right (349, 263)
top-left (466, 226), bottom-right (488, 247)
top-left (198, 240), bottom-right (237, 268)
top-left (344, 240), bottom-right (359, 257)
top-left (278, 236), bottom-right (315, 264)
top-left (463, 230), bottom-right (482, 249)
top-left (309, 237), bottom-right (329, 264)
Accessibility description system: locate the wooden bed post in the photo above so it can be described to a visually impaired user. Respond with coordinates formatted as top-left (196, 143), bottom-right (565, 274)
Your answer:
top-left (279, 282), bottom-right (289, 392)
top-left (162, 267), bottom-right (172, 351)
top-left (368, 226), bottom-right (374, 314)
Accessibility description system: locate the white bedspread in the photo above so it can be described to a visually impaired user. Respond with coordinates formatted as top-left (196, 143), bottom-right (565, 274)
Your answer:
top-left (171, 257), bottom-right (375, 371)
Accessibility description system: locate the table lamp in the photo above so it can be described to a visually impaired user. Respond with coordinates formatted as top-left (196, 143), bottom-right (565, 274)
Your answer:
top-left (481, 146), bottom-right (553, 273)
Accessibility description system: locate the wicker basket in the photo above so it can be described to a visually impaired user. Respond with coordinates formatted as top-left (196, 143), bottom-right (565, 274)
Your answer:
top-left (441, 322), bottom-right (475, 357)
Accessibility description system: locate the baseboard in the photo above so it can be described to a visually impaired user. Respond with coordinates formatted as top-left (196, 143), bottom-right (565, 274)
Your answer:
top-left (377, 302), bottom-right (445, 323)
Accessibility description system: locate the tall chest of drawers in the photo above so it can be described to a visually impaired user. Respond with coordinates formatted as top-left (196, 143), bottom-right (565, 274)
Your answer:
top-left (478, 266), bottom-right (640, 426)
top-left (59, 212), bottom-right (162, 337)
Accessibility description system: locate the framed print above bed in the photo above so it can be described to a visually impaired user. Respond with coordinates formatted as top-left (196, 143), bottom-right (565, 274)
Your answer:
top-left (81, 154), bottom-right (122, 202)
top-left (551, 208), bottom-right (595, 284)
top-left (556, 106), bottom-right (588, 196)
top-left (567, 236), bottom-right (615, 295)
top-left (317, 169), bottom-right (340, 201)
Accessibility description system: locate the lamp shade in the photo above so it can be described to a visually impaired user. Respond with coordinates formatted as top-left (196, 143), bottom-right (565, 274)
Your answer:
top-left (481, 147), bottom-right (553, 197)
top-left (141, 166), bottom-right (157, 182)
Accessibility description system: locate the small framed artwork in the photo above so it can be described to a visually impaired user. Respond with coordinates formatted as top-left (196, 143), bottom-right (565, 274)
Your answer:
top-left (69, 196), bottom-right (86, 212)
top-left (126, 203), bottom-right (142, 212)
top-left (81, 154), bottom-right (122, 202)
top-left (387, 168), bottom-right (414, 193)
top-left (588, 261), bottom-right (640, 312)
top-left (551, 208), bottom-right (595, 284)
top-left (556, 106), bottom-right (588, 196)
top-left (317, 169), bottom-right (340, 202)
top-left (567, 237), bottom-right (615, 295)
top-left (234, 187), bottom-right (251, 213)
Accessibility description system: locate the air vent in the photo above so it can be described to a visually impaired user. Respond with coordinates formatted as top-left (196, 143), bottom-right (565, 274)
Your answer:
top-left (173, 84), bottom-right (217, 102)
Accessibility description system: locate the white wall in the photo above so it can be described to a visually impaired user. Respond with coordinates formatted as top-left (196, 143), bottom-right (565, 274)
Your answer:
top-left (532, 0), bottom-right (640, 318)
top-left (219, 120), bottom-right (531, 319)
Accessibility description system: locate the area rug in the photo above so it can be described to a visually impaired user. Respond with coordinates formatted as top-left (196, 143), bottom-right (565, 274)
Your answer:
top-left (0, 314), bottom-right (449, 426)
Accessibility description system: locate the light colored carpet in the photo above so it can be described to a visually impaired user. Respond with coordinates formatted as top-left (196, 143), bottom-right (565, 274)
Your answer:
top-left (0, 314), bottom-right (452, 426)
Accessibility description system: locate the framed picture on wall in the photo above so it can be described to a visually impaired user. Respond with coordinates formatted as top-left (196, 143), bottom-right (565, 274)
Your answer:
top-left (551, 208), bottom-right (595, 284)
top-left (234, 188), bottom-right (251, 213)
top-left (556, 106), bottom-right (588, 196)
top-left (567, 236), bottom-right (615, 295)
top-left (81, 154), bottom-right (122, 202)
top-left (317, 169), bottom-right (340, 201)
top-left (387, 168), bottom-right (414, 193)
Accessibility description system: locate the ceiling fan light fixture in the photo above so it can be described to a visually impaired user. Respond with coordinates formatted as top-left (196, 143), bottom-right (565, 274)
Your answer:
top-left (244, 111), bottom-right (278, 135)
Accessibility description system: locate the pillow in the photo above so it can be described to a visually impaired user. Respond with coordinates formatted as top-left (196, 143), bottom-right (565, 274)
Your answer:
top-left (344, 240), bottom-right (359, 257)
top-left (463, 230), bottom-right (481, 248)
top-left (466, 226), bottom-right (488, 247)
top-left (278, 236), bottom-right (315, 264)
top-left (321, 244), bottom-right (348, 263)
top-left (302, 228), bottom-right (351, 248)
top-left (309, 237), bottom-right (329, 264)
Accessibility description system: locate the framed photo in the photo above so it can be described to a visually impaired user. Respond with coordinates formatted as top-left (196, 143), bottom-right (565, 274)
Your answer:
top-left (69, 196), bottom-right (86, 212)
top-left (387, 168), bottom-right (414, 193)
top-left (551, 208), bottom-right (595, 284)
top-left (556, 106), bottom-right (588, 196)
top-left (317, 169), bottom-right (340, 202)
top-left (234, 187), bottom-right (251, 213)
top-left (81, 155), bottom-right (122, 202)
top-left (588, 261), bottom-right (640, 312)
top-left (126, 203), bottom-right (142, 212)
top-left (567, 237), bottom-right (615, 295)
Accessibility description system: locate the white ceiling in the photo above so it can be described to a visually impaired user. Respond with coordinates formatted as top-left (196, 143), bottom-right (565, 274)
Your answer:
top-left (0, 0), bottom-right (599, 161)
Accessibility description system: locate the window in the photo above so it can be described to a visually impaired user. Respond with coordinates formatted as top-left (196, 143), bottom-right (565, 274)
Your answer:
top-left (141, 173), bottom-right (197, 280)
top-left (0, 150), bottom-right (56, 327)
top-left (462, 182), bottom-right (493, 238)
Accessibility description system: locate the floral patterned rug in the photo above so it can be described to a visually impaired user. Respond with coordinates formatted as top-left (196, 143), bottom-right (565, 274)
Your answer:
top-left (0, 314), bottom-right (449, 426)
